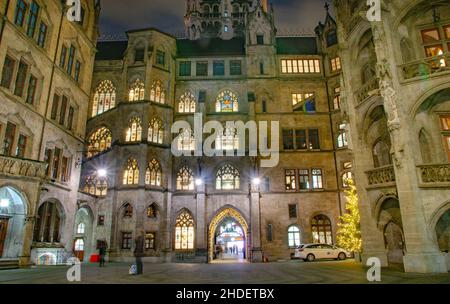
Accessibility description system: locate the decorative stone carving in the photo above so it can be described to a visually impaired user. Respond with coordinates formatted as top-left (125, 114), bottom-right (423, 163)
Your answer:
top-left (418, 164), bottom-right (450, 184)
top-left (366, 165), bottom-right (396, 186)
top-left (0, 155), bottom-right (47, 179)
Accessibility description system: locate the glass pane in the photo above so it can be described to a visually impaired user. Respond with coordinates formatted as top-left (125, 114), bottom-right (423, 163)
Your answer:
top-left (421, 28), bottom-right (440, 43)
top-left (445, 26), bottom-right (450, 39)
top-left (425, 45), bottom-right (444, 57)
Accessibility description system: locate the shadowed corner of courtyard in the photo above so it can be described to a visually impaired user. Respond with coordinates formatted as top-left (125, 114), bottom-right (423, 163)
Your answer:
top-left (0, 260), bottom-right (449, 284)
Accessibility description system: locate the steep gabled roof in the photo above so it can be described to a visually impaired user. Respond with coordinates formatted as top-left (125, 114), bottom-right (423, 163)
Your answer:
top-left (96, 41), bottom-right (128, 60)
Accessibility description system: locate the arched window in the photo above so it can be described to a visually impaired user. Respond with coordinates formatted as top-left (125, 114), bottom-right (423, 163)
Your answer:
top-left (128, 79), bottom-right (145, 101)
top-left (150, 80), bottom-right (166, 104)
top-left (146, 204), bottom-right (157, 218)
top-left (33, 201), bottom-right (62, 243)
top-left (87, 127), bottom-right (112, 158)
top-left (74, 239), bottom-right (84, 251)
top-left (216, 90), bottom-right (238, 112)
top-left (125, 117), bottom-right (142, 142)
top-left (342, 171), bottom-right (353, 187)
top-left (216, 127), bottom-right (239, 150)
top-left (175, 210), bottom-right (195, 250)
top-left (123, 158), bottom-right (139, 185)
top-left (311, 215), bottom-right (332, 245)
top-left (176, 166), bottom-right (194, 190)
top-left (216, 164), bottom-right (240, 190)
top-left (178, 91), bottom-right (196, 113)
top-left (92, 80), bottom-right (116, 117)
top-left (123, 203), bottom-right (133, 218)
top-left (337, 124), bottom-right (348, 148)
top-left (288, 226), bottom-right (301, 247)
top-left (177, 128), bottom-right (195, 151)
top-left (83, 175), bottom-right (108, 196)
top-left (145, 159), bottom-right (162, 186)
top-left (372, 139), bottom-right (391, 168)
top-left (77, 223), bottom-right (85, 234)
top-left (148, 118), bottom-right (164, 144)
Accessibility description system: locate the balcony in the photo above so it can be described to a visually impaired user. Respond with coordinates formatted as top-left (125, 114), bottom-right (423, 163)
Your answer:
top-left (355, 77), bottom-right (380, 105)
top-left (417, 164), bottom-right (450, 188)
top-left (399, 53), bottom-right (450, 82)
top-left (0, 155), bottom-right (47, 179)
top-left (366, 165), bottom-right (396, 188)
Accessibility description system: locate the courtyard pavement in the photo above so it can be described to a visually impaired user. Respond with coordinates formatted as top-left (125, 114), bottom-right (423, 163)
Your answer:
top-left (0, 260), bottom-right (449, 284)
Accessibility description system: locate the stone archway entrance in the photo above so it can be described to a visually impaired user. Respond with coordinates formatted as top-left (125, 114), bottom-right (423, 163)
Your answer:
top-left (73, 207), bottom-right (94, 262)
top-left (208, 208), bottom-right (249, 263)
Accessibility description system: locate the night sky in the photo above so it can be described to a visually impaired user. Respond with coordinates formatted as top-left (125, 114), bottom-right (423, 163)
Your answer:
top-left (99, 0), bottom-right (334, 38)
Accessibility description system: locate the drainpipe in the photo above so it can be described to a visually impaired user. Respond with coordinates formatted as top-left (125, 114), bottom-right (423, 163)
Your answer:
top-left (0, 0), bottom-right (11, 47)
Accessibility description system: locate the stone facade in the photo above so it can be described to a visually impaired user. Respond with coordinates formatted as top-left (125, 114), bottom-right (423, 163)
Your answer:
top-left (333, 0), bottom-right (450, 273)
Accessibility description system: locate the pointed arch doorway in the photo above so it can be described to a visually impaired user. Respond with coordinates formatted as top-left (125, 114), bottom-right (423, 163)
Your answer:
top-left (208, 208), bottom-right (249, 263)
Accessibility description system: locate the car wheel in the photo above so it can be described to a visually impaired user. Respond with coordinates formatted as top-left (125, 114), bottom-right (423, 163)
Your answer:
top-left (338, 252), bottom-right (346, 260)
top-left (307, 254), bottom-right (315, 262)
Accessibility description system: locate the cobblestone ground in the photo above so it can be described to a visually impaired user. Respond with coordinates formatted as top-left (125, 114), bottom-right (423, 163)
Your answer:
top-left (0, 260), bottom-right (449, 284)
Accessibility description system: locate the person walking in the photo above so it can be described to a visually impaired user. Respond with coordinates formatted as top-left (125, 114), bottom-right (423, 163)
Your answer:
top-left (134, 231), bottom-right (145, 275)
top-left (99, 241), bottom-right (107, 267)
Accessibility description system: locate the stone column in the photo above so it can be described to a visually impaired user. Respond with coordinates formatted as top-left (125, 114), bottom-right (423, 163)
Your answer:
top-left (195, 182), bottom-right (207, 262)
top-left (19, 216), bottom-right (35, 267)
top-left (250, 182), bottom-right (262, 262)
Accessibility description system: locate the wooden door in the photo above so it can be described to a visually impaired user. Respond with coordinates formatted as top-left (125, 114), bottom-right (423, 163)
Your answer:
top-left (0, 218), bottom-right (9, 257)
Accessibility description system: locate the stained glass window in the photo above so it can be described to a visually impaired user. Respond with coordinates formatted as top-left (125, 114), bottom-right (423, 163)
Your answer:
top-left (216, 164), bottom-right (240, 190)
top-left (176, 166), bottom-right (194, 190)
top-left (83, 175), bottom-right (108, 196)
top-left (216, 90), bottom-right (238, 112)
top-left (146, 205), bottom-right (157, 218)
top-left (123, 158), bottom-right (139, 185)
top-left (92, 80), bottom-right (116, 117)
top-left (177, 129), bottom-right (195, 151)
top-left (178, 91), bottom-right (196, 113)
top-left (145, 159), bottom-right (162, 186)
top-left (148, 118), bottom-right (164, 144)
top-left (87, 127), bottom-right (112, 158)
top-left (175, 210), bottom-right (195, 250)
top-left (125, 117), bottom-right (142, 142)
top-left (128, 79), bottom-right (145, 101)
top-left (311, 215), bottom-right (332, 245)
top-left (216, 127), bottom-right (239, 150)
top-left (150, 80), bottom-right (166, 104)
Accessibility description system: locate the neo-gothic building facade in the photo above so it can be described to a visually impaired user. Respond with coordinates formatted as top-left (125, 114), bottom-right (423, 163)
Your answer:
top-left (0, 0), bottom-right (448, 273)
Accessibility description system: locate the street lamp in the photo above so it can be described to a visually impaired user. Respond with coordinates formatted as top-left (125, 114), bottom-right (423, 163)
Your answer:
top-left (97, 169), bottom-right (107, 178)
top-left (252, 178), bottom-right (261, 186)
top-left (0, 198), bottom-right (9, 208)
top-left (195, 178), bottom-right (203, 186)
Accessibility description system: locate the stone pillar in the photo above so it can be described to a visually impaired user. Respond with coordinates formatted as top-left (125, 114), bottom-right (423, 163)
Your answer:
top-left (161, 191), bottom-right (173, 262)
top-left (250, 182), bottom-right (262, 262)
top-left (19, 216), bottom-right (35, 267)
top-left (195, 182), bottom-right (207, 262)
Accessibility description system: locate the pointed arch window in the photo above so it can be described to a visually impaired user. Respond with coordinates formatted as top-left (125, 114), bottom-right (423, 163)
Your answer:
top-left (125, 117), bottom-right (142, 142)
top-left (148, 118), bottom-right (164, 144)
top-left (178, 91), bottom-right (196, 113)
top-left (145, 159), bottom-right (162, 186)
top-left (216, 164), bottom-right (240, 190)
top-left (128, 79), bottom-right (145, 101)
top-left (87, 127), bottom-right (112, 158)
top-left (216, 127), bottom-right (239, 150)
top-left (177, 128), bottom-right (196, 151)
top-left (92, 80), bottom-right (116, 117)
top-left (150, 80), bottom-right (166, 104)
top-left (176, 166), bottom-right (194, 190)
top-left (83, 175), bottom-right (108, 196)
top-left (372, 139), bottom-right (391, 168)
top-left (175, 210), bottom-right (195, 250)
top-left (216, 90), bottom-right (238, 112)
top-left (123, 158), bottom-right (139, 185)
top-left (311, 215), bottom-right (332, 245)
top-left (146, 204), bottom-right (157, 218)
top-left (123, 203), bottom-right (133, 218)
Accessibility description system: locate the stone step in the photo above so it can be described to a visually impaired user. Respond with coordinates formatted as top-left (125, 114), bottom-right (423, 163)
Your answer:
top-left (0, 259), bottom-right (19, 270)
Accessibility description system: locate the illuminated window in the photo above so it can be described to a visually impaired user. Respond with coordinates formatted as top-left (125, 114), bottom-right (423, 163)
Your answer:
top-left (281, 59), bottom-right (321, 74)
top-left (146, 205), bottom-right (157, 218)
top-left (176, 167), bottom-right (194, 191)
top-left (216, 90), bottom-right (238, 112)
top-left (288, 226), bottom-right (301, 247)
top-left (123, 158), bottom-right (139, 185)
top-left (298, 169), bottom-right (310, 190)
top-left (177, 128), bottom-right (195, 151)
top-left (128, 79), bottom-right (145, 101)
top-left (216, 127), bottom-right (239, 150)
top-left (148, 118), bottom-right (164, 144)
top-left (123, 203), bottom-right (133, 218)
top-left (285, 169), bottom-right (297, 191)
top-left (87, 127), bottom-right (112, 158)
top-left (150, 80), bottom-right (166, 104)
top-left (337, 124), bottom-right (348, 148)
top-left (421, 25), bottom-right (449, 68)
top-left (77, 223), bottom-right (85, 234)
top-left (178, 91), bottom-right (196, 113)
top-left (83, 175), bottom-right (108, 196)
top-left (333, 87), bottom-right (341, 110)
top-left (74, 239), bottom-right (84, 251)
top-left (312, 169), bottom-right (323, 189)
top-left (342, 171), bottom-right (353, 187)
top-left (125, 117), bottom-right (142, 142)
top-left (440, 115), bottom-right (450, 162)
top-left (92, 80), bottom-right (116, 117)
top-left (145, 159), bottom-right (162, 186)
top-left (292, 93), bottom-right (314, 107)
top-left (216, 164), bottom-right (240, 190)
top-left (330, 57), bottom-right (341, 72)
top-left (311, 215), bottom-right (332, 245)
top-left (121, 232), bottom-right (132, 249)
top-left (174, 210), bottom-right (195, 250)
top-left (145, 232), bottom-right (156, 250)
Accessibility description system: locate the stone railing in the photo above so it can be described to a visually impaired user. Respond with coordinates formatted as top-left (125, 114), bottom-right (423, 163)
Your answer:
top-left (366, 165), bottom-right (396, 187)
top-left (0, 155), bottom-right (47, 179)
top-left (418, 164), bottom-right (450, 187)
top-left (399, 53), bottom-right (450, 81)
top-left (355, 77), bottom-right (380, 104)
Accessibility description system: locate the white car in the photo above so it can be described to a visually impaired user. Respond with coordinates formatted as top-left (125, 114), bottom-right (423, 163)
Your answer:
top-left (294, 243), bottom-right (350, 262)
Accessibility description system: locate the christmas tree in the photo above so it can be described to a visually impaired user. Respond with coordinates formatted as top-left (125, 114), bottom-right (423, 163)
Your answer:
top-left (337, 178), bottom-right (362, 253)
